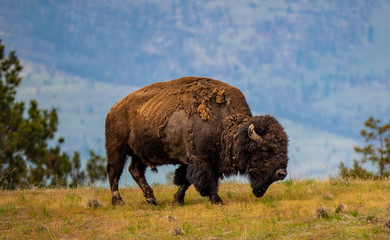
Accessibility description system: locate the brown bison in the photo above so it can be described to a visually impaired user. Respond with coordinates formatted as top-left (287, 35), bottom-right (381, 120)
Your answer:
top-left (105, 77), bottom-right (288, 205)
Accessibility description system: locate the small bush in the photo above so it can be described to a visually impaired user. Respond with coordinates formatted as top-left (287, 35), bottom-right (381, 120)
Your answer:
top-left (384, 221), bottom-right (390, 230)
top-left (335, 204), bottom-right (346, 214)
top-left (339, 160), bottom-right (378, 180)
top-left (86, 198), bottom-right (101, 209)
top-left (171, 227), bottom-right (183, 236)
top-left (366, 215), bottom-right (379, 224)
top-left (316, 207), bottom-right (330, 219)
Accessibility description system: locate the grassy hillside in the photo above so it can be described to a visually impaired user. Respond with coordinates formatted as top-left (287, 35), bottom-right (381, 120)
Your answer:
top-left (1, 180), bottom-right (389, 239)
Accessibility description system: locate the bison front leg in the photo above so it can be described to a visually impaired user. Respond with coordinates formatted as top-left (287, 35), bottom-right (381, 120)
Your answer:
top-left (186, 163), bottom-right (224, 205)
top-left (129, 156), bottom-right (157, 205)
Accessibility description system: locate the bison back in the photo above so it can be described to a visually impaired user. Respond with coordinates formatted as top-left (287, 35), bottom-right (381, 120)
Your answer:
top-left (107, 76), bottom-right (252, 164)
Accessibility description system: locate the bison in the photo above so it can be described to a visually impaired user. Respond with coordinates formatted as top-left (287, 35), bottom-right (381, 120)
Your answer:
top-left (105, 77), bottom-right (288, 205)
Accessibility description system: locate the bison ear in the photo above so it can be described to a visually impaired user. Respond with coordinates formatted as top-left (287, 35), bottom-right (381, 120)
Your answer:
top-left (248, 124), bottom-right (263, 143)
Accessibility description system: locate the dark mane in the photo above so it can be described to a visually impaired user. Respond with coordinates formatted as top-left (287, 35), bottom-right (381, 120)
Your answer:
top-left (220, 115), bottom-right (288, 177)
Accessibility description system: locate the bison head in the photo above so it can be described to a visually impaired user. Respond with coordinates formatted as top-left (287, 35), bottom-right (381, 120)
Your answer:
top-left (236, 115), bottom-right (288, 198)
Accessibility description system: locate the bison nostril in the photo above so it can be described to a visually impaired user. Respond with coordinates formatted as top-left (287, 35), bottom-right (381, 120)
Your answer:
top-left (276, 169), bottom-right (287, 179)
top-left (278, 172), bottom-right (286, 178)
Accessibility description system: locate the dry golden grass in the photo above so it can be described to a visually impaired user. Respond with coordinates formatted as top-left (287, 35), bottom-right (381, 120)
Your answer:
top-left (1, 179), bottom-right (390, 239)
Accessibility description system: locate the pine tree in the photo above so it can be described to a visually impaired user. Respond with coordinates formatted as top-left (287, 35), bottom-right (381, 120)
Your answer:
top-left (1, 39), bottom-right (108, 188)
top-left (0, 39), bottom-right (72, 188)
top-left (70, 151), bottom-right (86, 188)
top-left (354, 116), bottom-right (390, 179)
top-left (0, 39), bottom-right (26, 187)
top-left (86, 150), bottom-right (107, 185)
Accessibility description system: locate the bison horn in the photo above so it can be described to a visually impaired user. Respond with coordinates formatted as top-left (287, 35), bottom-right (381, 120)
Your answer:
top-left (248, 124), bottom-right (263, 143)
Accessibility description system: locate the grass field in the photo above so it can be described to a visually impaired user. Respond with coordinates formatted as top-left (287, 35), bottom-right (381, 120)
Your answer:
top-left (1, 179), bottom-right (390, 239)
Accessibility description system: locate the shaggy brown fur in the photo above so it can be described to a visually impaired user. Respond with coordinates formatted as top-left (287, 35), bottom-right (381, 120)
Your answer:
top-left (107, 77), bottom-right (250, 142)
top-left (105, 76), bottom-right (288, 205)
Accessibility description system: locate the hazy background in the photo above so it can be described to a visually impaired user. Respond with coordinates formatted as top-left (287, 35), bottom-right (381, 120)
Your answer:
top-left (1, 0), bottom-right (389, 185)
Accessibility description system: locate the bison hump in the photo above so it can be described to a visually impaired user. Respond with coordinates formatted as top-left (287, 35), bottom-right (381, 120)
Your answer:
top-left (118, 76), bottom-right (252, 134)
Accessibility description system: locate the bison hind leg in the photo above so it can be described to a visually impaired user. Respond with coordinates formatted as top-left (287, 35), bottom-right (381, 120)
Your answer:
top-left (106, 149), bottom-right (127, 206)
top-left (173, 165), bottom-right (191, 205)
top-left (129, 156), bottom-right (157, 205)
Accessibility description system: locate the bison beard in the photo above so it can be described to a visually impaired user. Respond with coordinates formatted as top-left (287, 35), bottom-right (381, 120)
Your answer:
top-left (250, 173), bottom-right (273, 198)
top-left (105, 77), bottom-right (288, 205)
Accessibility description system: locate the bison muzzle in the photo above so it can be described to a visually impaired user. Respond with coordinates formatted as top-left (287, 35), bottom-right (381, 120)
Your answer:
top-left (105, 77), bottom-right (288, 205)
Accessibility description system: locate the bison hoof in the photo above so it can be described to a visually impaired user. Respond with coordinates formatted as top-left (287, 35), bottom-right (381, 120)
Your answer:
top-left (172, 199), bottom-right (185, 206)
top-left (210, 195), bottom-right (224, 205)
top-left (212, 201), bottom-right (225, 205)
top-left (146, 198), bottom-right (157, 205)
top-left (112, 197), bottom-right (125, 206)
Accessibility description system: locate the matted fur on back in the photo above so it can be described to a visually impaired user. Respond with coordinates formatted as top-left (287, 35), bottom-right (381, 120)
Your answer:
top-left (108, 76), bottom-right (252, 138)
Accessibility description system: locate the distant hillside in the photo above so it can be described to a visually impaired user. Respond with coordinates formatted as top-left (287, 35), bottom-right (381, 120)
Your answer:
top-left (1, 0), bottom-right (389, 139)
